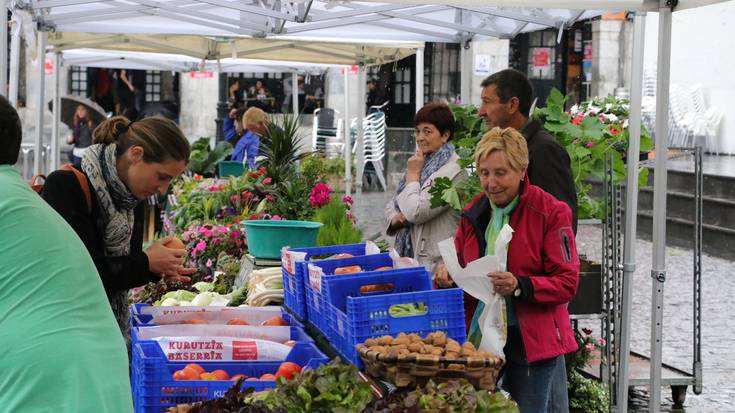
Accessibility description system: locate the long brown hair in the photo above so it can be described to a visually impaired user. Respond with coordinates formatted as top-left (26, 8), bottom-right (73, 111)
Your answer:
top-left (73, 104), bottom-right (93, 130)
top-left (93, 116), bottom-right (190, 163)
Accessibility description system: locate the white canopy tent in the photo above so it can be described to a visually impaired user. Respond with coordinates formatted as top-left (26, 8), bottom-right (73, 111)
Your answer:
top-left (3, 1), bottom-right (733, 411)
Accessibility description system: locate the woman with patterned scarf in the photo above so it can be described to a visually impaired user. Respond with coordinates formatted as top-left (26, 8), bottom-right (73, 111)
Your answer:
top-left (42, 115), bottom-right (195, 347)
top-left (384, 102), bottom-right (467, 277)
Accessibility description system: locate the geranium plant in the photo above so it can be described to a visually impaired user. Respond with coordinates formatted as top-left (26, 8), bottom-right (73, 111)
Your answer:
top-left (430, 90), bottom-right (652, 219)
top-left (181, 223), bottom-right (247, 280)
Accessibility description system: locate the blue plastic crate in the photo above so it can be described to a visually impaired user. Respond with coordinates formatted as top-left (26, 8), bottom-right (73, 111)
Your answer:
top-left (130, 304), bottom-right (302, 329)
top-left (132, 340), bottom-right (329, 413)
top-left (281, 243), bottom-right (367, 320)
top-left (302, 253), bottom-right (394, 333)
top-left (326, 289), bottom-right (467, 368)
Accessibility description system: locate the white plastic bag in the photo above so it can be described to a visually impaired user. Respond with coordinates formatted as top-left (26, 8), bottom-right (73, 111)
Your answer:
top-left (438, 224), bottom-right (514, 360)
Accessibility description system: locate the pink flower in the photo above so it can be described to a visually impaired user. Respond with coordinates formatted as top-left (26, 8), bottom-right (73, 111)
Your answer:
top-left (217, 226), bottom-right (228, 234)
top-left (230, 194), bottom-right (241, 204)
top-left (194, 240), bottom-right (207, 252)
top-left (571, 114), bottom-right (583, 125)
top-left (242, 191), bottom-right (254, 201)
top-left (263, 177), bottom-right (272, 184)
top-left (208, 186), bottom-right (221, 192)
top-left (271, 215), bottom-right (284, 220)
top-left (585, 344), bottom-right (596, 351)
top-left (342, 195), bottom-right (354, 205)
top-left (598, 338), bottom-right (606, 346)
top-left (310, 182), bottom-right (333, 208)
top-left (610, 126), bottom-right (620, 135)
top-left (206, 259), bottom-right (213, 268)
top-left (266, 194), bottom-right (274, 202)
top-left (585, 142), bottom-right (594, 148)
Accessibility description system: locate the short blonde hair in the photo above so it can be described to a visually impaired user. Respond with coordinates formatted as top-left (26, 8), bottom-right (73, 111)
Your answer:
top-left (473, 127), bottom-right (529, 172)
top-left (242, 107), bottom-right (268, 127)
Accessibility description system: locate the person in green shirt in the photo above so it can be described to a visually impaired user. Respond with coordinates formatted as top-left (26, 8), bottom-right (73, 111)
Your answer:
top-left (0, 96), bottom-right (133, 412)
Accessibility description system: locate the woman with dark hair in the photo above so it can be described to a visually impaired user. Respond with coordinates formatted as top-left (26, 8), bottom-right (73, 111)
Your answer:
top-left (42, 115), bottom-right (195, 344)
top-left (384, 102), bottom-right (467, 276)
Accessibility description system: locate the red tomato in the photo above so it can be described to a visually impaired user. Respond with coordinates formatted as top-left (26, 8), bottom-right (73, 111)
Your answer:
top-left (245, 377), bottom-right (259, 381)
top-left (227, 318), bottom-right (250, 325)
top-left (333, 253), bottom-right (354, 259)
top-left (374, 266), bottom-right (393, 271)
top-left (181, 318), bottom-right (207, 325)
top-left (259, 373), bottom-right (276, 381)
top-left (211, 369), bottom-right (230, 380)
top-left (174, 367), bottom-right (200, 380)
top-left (230, 374), bottom-right (247, 381)
top-left (261, 316), bottom-right (288, 326)
top-left (199, 372), bottom-right (218, 381)
top-left (335, 265), bottom-right (362, 275)
top-left (275, 362), bottom-right (302, 381)
top-left (185, 363), bottom-right (205, 375)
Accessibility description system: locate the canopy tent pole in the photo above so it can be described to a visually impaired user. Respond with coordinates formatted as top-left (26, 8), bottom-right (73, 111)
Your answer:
top-left (292, 71), bottom-right (299, 115)
top-left (343, 66), bottom-right (351, 197)
top-left (415, 46), bottom-right (424, 112)
top-left (460, 42), bottom-right (471, 104)
top-left (34, 30), bottom-right (47, 175)
top-left (8, 11), bottom-right (20, 106)
top-left (51, 52), bottom-right (61, 170)
top-left (355, 66), bottom-right (365, 194)
top-left (650, 5), bottom-right (673, 412)
top-left (617, 11), bottom-right (646, 411)
top-left (1, 0), bottom-right (8, 95)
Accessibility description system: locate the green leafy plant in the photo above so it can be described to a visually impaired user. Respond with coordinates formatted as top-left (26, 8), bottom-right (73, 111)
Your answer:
top-left (537, 89), bottom-right (652, 219)
top-left (188, 137), bottom-right (233, 176)
top-left (568, 370), bottom-right (609, 413)
top-left (261, 115), bottom-right (308, 185)
top-left (313, 195), bottom-right (362, 246)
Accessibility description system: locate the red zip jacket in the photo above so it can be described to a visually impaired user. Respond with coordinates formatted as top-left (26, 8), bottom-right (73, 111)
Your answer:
top-left (454, 183), bottom-right (579, 362)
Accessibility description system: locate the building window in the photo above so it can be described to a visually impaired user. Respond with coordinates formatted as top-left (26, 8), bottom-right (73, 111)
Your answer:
top-left (426, 43), bottom-right (460, 103)
top-left (527, 30), bottom-right (556, 80)
top-left (70, 66), bottom-right (87, 96)
top-left (146, 71), bottom-right (162, 102)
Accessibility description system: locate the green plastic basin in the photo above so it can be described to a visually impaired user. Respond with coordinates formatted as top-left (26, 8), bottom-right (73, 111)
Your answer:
top-left (218, 161), bottom-right (245, 177)
top-left (243, 220), bottom-right (323, 259)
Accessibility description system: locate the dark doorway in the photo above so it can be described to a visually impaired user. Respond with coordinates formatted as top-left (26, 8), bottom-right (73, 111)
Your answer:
top-left (510, 29), bottom-right (567, 110)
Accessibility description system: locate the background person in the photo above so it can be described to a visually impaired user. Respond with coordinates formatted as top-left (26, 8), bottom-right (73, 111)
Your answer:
top-left (68, 104), bottom-right (95, 163)
top-left (232, 107), bottom-right (268, 169)
top-left (42, 115), bottom-right (195, 345)
top-left (449, 127), bottom-right (579, 412)
top-left (384, 102), bottom-right (467, 275)
top-left (0, 95), bottom-right (133, 412)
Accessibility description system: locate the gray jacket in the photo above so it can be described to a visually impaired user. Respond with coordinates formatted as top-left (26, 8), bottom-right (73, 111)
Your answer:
top-left (384, 153), bottom-right (467, 274)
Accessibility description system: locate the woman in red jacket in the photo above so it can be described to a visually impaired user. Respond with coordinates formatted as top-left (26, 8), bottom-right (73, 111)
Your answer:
top-left (440, 127), bottom-right (579, 412)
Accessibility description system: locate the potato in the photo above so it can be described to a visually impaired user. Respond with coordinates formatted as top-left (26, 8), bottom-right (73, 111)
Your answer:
top-left (392, 344), bottom-right (408, 351)
top-left (378, 335), bottom-right (394, 346)
top-left (396, 332), bottom-right (408, 340)
top-left (408, 333), bottom-right (422, 343)
top-left (393, 337), bottom-right (410, 346)
top-left (398, 348), bottom-right (411, 355)
top-left (430, 347), bottom-right (443, 356)
top-left (387, 347), bottom-right (401, 357)
top-left (462, 341), bottom-right (475, 350)
top-left (447, 363), bottom-right (464, 370)
top-left (432, 335), bottom-right (447, 347)
top-left (446, 338), bottom-right (460, 348)
top-left (445, 351), bottom-right (460, 359)
top-left (364, 338), bottom-right (377, 347)
top-left (408, 342), bottom-right (423, 353)
top-left (460, 347), bottom-right (476, 357)
top-left (371, 346), bottom-right (386, 354)
top-left (445, 344), bottom-right (461, 354)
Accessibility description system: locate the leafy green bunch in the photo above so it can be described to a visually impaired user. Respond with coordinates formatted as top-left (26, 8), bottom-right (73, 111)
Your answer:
top-left (261, 359), bottom-right (374, 413)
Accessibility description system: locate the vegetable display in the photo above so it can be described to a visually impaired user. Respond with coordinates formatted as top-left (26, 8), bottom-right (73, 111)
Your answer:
top-left (358, 331), bottom-right (501, 365)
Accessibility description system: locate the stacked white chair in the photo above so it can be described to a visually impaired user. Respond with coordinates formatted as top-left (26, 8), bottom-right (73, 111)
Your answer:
top-left (354, 103), bottom-right (388, 191)
top-left (312, 108), bottom-right (344, 158)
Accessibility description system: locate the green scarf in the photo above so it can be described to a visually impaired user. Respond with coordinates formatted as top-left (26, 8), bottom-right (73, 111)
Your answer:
top-left (468, 195), bottom-right (519, 348)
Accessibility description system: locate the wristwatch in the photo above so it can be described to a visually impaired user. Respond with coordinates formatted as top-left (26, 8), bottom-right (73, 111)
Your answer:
top-left (512, 282), bottom-right (522, 298)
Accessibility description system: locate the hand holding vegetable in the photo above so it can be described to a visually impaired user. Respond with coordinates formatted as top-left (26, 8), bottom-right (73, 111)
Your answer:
top-left (145, 236), bottom-right (197, 279)
top-left (433, 262), bottom-right (454, 288)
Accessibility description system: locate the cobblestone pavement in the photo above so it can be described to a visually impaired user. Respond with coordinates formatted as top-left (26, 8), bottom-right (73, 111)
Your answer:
top-left (353, 190), bottom-right (735, 412)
